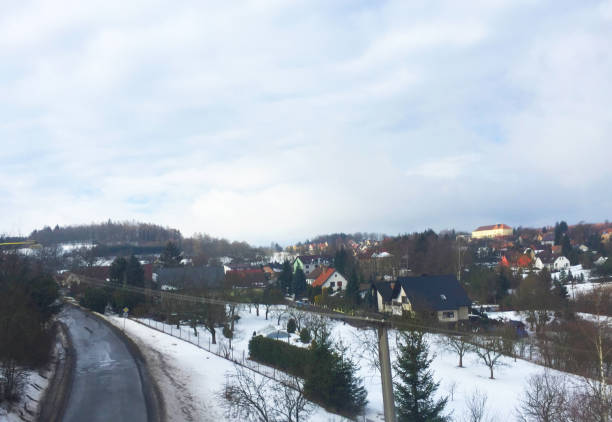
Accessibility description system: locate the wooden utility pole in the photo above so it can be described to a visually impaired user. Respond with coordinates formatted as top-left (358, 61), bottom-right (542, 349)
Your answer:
top-left (378, 324), bottom-right (395, 422)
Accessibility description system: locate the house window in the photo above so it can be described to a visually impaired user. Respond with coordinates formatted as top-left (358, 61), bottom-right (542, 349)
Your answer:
top-left (337, 282), bottom-right (342, 288)
top-left (442, 311), bottom-right (455, 319)
top-left (330, 282), bottom-right (335, 287)
top-left (402, 296), bottom-right (409, 304)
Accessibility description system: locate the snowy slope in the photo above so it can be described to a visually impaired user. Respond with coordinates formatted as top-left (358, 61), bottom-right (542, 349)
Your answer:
top-left (104, 314), bottom-right (351, 422)
top-left (122, 305), bottom-right (584, 421)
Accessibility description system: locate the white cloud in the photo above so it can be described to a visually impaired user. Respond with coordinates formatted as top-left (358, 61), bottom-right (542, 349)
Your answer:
top-left (1, 0), bottom-right (611, 244)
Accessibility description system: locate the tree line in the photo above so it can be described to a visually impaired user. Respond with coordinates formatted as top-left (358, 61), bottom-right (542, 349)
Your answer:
top-left (0, 252), bottom-right (60, 403)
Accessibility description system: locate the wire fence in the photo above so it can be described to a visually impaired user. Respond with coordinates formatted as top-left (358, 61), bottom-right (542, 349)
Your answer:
top-left (128, 316), bottom-right (300, 389)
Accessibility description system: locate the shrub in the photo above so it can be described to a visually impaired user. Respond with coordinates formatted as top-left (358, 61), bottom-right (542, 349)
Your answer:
top-left (248, 336), bottom-right (309, 377)
top-left (80, 287), bottom-right (109, 313)
top-left (299, 328), bottom-right (311, 344)
top-left (287, 318), bottom-right (297, 333)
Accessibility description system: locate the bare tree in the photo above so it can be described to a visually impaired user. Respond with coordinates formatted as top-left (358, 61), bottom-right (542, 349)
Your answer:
top-left (221, 365), bottom-right (275, 422)
top-left (220, 365), bottom-right (312, 422)
top-left (287, 308), bottom-right (307, 332)
top-left (517, 371), bottom-right (570, 422)
top-left (304, 314), bottom-right (330, 344)
top-left (447, 380), bottom-right (458, 401)
top-left (271, 307), bottom-right (287, 326)
top-left (474, 336), bottom-right (506, 379)
top-left (0, 358), bottom-right (27, 402)
top-left (273, 374), bottom-right (313, 422)
top-left (440, 333), bottom-right (473, 368)
top-left (352, 328), bottom-right (383, 375)
top-left (464, 389), bottom-right (492, 422)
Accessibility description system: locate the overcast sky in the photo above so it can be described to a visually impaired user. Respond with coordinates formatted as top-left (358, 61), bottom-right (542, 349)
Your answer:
top-left (1, 0), bottom-right (611, 245)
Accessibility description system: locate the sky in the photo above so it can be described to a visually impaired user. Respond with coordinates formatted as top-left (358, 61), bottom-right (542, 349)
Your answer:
top-left (1, 0), bottom-right (611, 245)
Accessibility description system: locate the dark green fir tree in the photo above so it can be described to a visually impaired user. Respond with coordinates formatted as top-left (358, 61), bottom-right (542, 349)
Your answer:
top-left (394, 330), bottom-right (448, 422)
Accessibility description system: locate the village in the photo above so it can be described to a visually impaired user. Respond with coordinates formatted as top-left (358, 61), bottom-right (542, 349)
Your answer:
top-left (5, 219), bottom-right (604, 421)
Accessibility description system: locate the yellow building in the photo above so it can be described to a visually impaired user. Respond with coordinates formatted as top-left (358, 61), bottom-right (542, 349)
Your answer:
top-left (472, 223), bottom-right (513, 239)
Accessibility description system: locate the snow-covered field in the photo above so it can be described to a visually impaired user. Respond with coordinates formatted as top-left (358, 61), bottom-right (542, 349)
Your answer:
top-left (103, 305), bottom-right (585, 422)
top-left (104, 313), bottom-right (351, 422)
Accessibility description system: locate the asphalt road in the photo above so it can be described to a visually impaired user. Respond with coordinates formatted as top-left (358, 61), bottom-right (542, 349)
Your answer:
top-left (60, 306), bottom-right (148, 422)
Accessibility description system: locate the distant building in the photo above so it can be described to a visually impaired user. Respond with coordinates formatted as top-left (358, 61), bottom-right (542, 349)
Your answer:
top-left (472, 224), bottom-right (513, 239)
top-left (553, 256), bottom-right (571, 272)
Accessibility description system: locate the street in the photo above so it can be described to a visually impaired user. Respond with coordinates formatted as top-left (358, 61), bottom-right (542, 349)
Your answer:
top-left (60, 306), bottom-right (149, 422)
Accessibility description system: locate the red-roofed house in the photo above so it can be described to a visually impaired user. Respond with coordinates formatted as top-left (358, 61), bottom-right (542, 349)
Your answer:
top-left (517, 255), bottom-right (532, 268)
top-left (312, 268), bottom-right (348, 291)
top-left (472, 224), bottom-right (513, 239)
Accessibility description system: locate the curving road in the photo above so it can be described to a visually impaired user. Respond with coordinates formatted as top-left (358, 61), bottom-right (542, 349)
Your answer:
top-left (60, 306), bottom-right (149, 422)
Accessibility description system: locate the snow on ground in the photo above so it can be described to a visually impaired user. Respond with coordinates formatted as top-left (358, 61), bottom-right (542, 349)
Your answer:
top-left (565, 281), bottom-right (612, 298)
top-left (0, 368), bottom-right (51, 422)
top-left (104, 314), bottom-right (350, 422)
top-left (125, 305), bottom-right (583, 422)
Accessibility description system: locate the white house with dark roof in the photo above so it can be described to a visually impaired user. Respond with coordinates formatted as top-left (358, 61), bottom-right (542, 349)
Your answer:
top-left (378, 274), bottom-right (472, 322)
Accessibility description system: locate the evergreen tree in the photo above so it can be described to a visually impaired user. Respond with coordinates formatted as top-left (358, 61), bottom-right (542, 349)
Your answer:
top-left (292, 268), bottom-right (307, 297)
top-left (553, 280), bottom-right (569, 300)
top-left (161, 241), bottom-right (181, 267)
top-left (334, 248), bottom-right (348, 274)
top-left (109, 257), bottom-right (128, 283)
top-left (304, 339), bottom-right (367, 416)
top-left (561, 234), bottom-right (572, 258)
top-left (125, 255), bottom-right (144, 287)
top-left (394, 330), bottom-right (448, 422)
top-left (345, 267), bottom-right (360, 305)
top-left (278, 260), bottom-right (293, 294)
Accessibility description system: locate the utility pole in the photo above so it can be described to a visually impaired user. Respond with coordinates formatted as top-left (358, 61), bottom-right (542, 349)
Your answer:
top-left (378, 324), bottom-right (395, 422)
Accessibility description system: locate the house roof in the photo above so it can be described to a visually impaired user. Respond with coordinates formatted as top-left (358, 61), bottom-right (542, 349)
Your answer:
top-left (306, 266), bottom-right (326, 280)
top-left (393, 275), bottom-right (472, 311)
top-left (154, 266), bottom-right (224, 289)
top-left (312, 268), bottom-right (336, 288)
top-left (372, 282), bottom-right (394, 302)
top-left (296, 255), bottom-right (332, 265)
top-left (474, 224), bottom-right (512, 232)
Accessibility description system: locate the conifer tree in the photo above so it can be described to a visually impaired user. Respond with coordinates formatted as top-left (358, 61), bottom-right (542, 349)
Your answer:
top-left (394, 330), bottom-right (448, 422)
top-left (292, 268), bottom-right (307, 297)
top-left (278, 260), bottom-right (293, 294)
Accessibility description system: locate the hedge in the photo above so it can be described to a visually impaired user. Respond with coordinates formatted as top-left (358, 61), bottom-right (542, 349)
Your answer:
top-left (248, 335), bottom-right (310, 377)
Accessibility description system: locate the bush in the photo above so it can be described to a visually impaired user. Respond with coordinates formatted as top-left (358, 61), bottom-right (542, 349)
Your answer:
top-left (248, 336), bottom-right (310, 377)
top-left (248, 335), bottom-right (368, 417)
top-left (287, 318), bottom-right (296, 333)
top-left (80, 287), bottom-right (109, 313)
top-left (299, 328), bottom-right (311, 344)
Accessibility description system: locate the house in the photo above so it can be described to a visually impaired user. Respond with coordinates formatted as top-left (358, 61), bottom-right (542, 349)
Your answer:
top-left (471, 224), bottom-right (513, 239)
top-left (371, 282), bottom-right (395, 313)
top-left (306, 266), bottom-right (326, 286)
top-left (516, 254), bottom-right (532, 268)
top-left (532, 257), bottom-right (545, 270)
top-left (153, 265), bottom-right (224, 290)
top-left (379, 275), bottom-right (472, 322)
top-left (293, 255), bottom-right (333, 274)
top-left (312, 268), bottom-right (348, 291)
top-left (553, 256), bottom-right (571, 272)
top-left (225, 268), bottom-right (268, 288)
